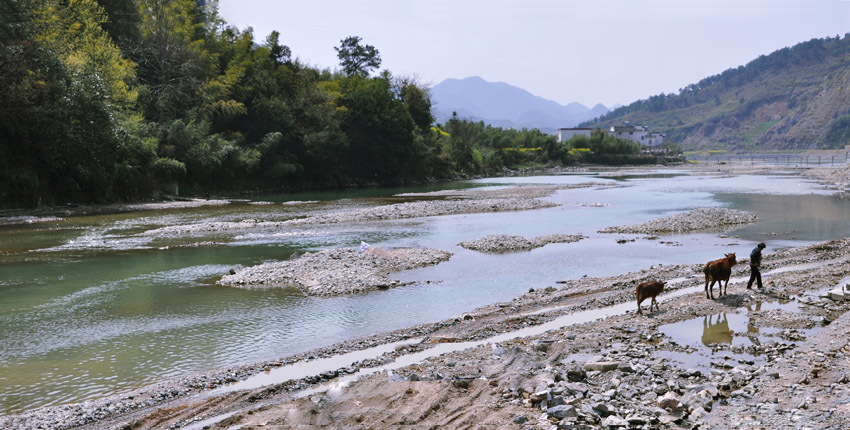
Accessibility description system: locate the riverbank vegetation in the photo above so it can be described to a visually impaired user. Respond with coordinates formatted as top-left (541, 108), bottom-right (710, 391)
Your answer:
top-left (1, 0), bottom-right (649, 208)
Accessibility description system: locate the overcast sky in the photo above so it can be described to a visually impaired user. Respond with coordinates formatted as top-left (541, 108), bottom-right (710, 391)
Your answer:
top-left (218, 0), bottom-right (850, 108)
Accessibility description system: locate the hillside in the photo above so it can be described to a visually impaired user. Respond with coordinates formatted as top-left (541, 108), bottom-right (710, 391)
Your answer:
top-left (581, 35), bottom-right (850, 151)
top-left (431, 76), bottom-right (609, 132)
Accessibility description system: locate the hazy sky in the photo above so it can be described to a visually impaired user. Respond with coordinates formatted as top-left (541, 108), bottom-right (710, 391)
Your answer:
top-left (218, 0), bottom-right (850, 108)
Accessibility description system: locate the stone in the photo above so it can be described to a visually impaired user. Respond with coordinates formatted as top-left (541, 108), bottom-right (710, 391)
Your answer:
top-left (530, 389), bottom-right (549, 403)
top-left (584, 361), bottom-right (621, 372)
top-left (680, 368), bottom-right (702, 378)
top-left (564, 382), bottom-right (589, 396)
top-left (626, 414), bottom-right (649, 425)
top-left (549, 396), bottom-right (567, 407)
top-left (547, 404), bottom-right (577, 420)
top-left (567, 366), bottom-right (587, 382)
top-left (689, 406), bottom-right (709, 421)
top-left (602, 415), bottom-right (629, 427)
top-left (618, 363), bottom-right (637, 373)
top-left (659, 414), bottom-right (679, 425)
top-left (591, 402), bottom-right (616, 417)
top-left (681, 389), bottom-right (712, 412)
top-left (657, 392), bottom-right (681, 412)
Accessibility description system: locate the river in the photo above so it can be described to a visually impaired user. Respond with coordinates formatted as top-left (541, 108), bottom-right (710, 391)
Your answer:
top-left (1, 168), bottom-right (848, 414)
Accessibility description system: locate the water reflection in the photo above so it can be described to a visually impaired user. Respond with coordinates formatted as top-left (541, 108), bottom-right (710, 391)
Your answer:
top-left (701, 313), bottom-right (733, 345)
top-left (699, 303), bottom-right (768, 346)
top-left (745, 302), bottom-right (764, 345)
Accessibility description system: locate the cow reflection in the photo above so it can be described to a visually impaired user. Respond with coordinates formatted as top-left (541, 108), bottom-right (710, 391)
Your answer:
top-left (701, 313), bottom-right (733, 346)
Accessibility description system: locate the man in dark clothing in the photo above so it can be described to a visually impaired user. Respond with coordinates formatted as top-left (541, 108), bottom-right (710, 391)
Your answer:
top-left (747, 242), bottom-right (766, 289)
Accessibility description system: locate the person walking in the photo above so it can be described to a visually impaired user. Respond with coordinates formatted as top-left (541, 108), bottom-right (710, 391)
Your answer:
top-left (747, 242), bottom-right (766, 289)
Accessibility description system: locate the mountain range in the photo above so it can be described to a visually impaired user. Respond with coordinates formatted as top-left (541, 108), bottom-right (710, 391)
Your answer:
top-left (429, 76), bottom-right (611, 133)
top-left (581, 35), bottom-right (850, 150)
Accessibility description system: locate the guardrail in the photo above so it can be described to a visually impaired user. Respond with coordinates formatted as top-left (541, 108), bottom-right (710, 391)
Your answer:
top-left (687, 152), bottom-right (849, 167)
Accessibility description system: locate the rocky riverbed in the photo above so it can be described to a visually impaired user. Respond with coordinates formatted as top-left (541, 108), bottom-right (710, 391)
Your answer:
top-left (459, 234), bottom-right (586, 253)
top-left (804, 161), bottom-right (850, 193)
top-left (138, 185), bottom-right (592, 238)
top-left (218, 247), bottom-right (452, 296)
top-left (599, 207), bottom-right (757, 235)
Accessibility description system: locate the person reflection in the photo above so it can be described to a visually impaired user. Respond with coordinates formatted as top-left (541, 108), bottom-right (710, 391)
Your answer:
top-left (746, 302), bottom-right (763, 345)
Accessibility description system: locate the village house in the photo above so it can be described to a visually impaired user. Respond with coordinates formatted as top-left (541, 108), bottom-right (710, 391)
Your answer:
top-left (557, 127), bottom-right (593, 143)
top-left (558, 123), bottom-right (666, 153)
top-left (608, 122), bottom-right (665, 153)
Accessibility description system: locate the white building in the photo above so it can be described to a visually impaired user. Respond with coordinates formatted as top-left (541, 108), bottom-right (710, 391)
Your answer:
top-left (557, 127), bottom-right (593, 143)
top-left (643, 132), bottom-right (664, 150)
top-left (608, 123), bottom-right (665, 152)
top-left (609, 124), bottom-right (648, 142)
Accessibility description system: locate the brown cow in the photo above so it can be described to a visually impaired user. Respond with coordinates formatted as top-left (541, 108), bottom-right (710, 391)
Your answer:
top-left (704, 253), bottom-right (737, 300)
top-left (636, 280), bottom-right (666, 314)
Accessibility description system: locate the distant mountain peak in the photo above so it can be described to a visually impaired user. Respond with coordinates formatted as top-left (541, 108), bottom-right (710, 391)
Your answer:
top-left (430, 76), bottom-right (609, 133)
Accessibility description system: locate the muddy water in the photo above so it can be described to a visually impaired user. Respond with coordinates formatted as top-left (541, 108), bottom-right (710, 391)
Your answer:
top-left (1, 170), bottom-right (849, 414)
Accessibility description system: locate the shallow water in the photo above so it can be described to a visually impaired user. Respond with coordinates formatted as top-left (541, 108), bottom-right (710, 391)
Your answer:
top-left (1, 169), bottom-right (849, 413)
top-left (657, 295), bottom-right (822, 373)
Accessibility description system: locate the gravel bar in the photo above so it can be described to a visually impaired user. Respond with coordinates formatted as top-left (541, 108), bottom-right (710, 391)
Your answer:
top-left (459, 233), bottom-right (586, 253)
top-left (599, 207), bottom-right (757, 235)
top-left (218, 247), bottom-right (452, 296)
top-left (141, 197), bottom-right (559, 237)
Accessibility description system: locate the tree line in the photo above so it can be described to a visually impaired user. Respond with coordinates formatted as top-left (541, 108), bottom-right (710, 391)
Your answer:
top-left (0, 0), bottom-right (647, 208)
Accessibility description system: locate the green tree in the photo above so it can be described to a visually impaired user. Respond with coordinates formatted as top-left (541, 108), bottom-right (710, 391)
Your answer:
top-left (0, 0), bottom-right (154, 206)
top-left (335, 35), bottom-right (381, 77)
top-left (134, 0), bottom-right (210, 122)
top-left (338, 72), bottom-right (415, 181)
top-left (395, 75), bottom-right (433, 132)
top-left (264, 30), bottom-right (291, 65)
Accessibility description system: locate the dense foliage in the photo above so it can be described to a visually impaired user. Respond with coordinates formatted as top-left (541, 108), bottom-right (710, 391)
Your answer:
top-left (1, 0), bottom-right (645, 208)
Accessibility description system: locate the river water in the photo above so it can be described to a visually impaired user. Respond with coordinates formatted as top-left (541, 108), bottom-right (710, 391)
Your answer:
top-left (1, 169), bottom-right (848, 414)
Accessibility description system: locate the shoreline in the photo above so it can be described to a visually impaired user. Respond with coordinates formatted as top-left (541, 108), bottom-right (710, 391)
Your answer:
top-left (2, 162), bottom-right (850, 428)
